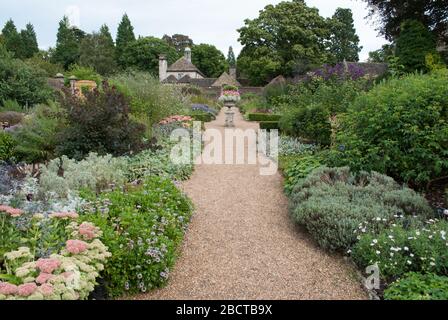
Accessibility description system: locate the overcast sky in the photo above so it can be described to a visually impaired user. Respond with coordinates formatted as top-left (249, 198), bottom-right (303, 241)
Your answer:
top-left (0, 0), bottom-right (389, 61)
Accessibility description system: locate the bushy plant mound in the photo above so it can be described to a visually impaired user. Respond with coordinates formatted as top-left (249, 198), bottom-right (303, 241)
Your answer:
top-left (279, 79), bottom-right (367, 146)
top-left (283, 154), bottom-right (322, 195)
top-left (81, 177), bottom-right (193, 298)
top-left (384, 273), bottom-right (448, 300)
top-left (126, 147), bottom-right (194, 182)
top-left (38, 153), bottom-right (128, 200)
top-left (0, 48), bottom-right (52, 106)
top-left (352, 219), bottom-right (448, 282)
top-left (57, 82), bottom-right (146, 160)
top-left (289, 167), bottom-right (433, 252)
top-left (0, 206), bottom-right (110, 300)
top-left (330, 70), bottom-right (448, 187)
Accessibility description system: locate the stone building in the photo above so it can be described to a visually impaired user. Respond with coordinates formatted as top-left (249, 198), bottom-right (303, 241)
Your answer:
top-left (159, 48), bottom-right (241, 89)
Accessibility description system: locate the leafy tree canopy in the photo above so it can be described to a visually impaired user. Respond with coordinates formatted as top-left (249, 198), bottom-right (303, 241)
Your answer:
top-left (396, 20), bottom-right (437, 72)
top-left (79, 24), bottom-right (117, 75)
top-left (163, 34), bottom-right (194, 53)
top-left (52, 16), bottom-right (86, 69)
top-left (116, 13), bottom-right (136, 67)
top-left (191, 44), bottom-right (228, 78)
top-left (368, 44), bottom-right (395, 62)
top-left (363, 0), bottom-right (448, 43)
top-left (237, 0), bottom-right (330, 85)
top-left (122, 36), bottom-right (180, 74)
top-left (328, 8), bottom-right (362, 63)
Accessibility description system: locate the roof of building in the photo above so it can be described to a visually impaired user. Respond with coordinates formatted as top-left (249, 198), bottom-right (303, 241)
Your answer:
top-left (167, 57), bottom-right (205, 77)
top-left (212, 72), bottom-right (242, 87)
top-left (163, 75), bottom-right (179, 84)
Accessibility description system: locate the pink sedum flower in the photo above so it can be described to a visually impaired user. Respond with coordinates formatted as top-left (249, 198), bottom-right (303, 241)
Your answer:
top-left (49, 212), bottom-right (79, 219)
top-left (0, 204), bottom-right (24, 217)
top-left (39, 283), bottom-right (54, 296)
top-left (17, 283), bottom-right (37, 297)
top-left (78, 222), bottom-right (99, 240)
top-left (66, 240), bottom-right (89, 254)
top-left (0, 282), bottom-right (18, 295)
top-left (36, 273), bottom-right (54, 284)
top-left (36, 258), bottom-right (61, 274)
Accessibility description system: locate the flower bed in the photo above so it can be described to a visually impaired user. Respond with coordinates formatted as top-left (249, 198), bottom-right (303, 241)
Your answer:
top-left (0, 205), bottom-right (111, 300)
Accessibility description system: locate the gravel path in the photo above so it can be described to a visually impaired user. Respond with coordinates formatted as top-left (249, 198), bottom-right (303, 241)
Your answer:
top-left (135, 108), bottom-right (367, 300)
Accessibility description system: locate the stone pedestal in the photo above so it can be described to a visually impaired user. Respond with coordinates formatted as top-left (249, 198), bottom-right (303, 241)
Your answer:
top-left (225, 110), bottom-right (235, 128)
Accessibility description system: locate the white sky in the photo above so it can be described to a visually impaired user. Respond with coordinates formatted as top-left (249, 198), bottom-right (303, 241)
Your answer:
top-left (0, 0), bottom-right (389, 61)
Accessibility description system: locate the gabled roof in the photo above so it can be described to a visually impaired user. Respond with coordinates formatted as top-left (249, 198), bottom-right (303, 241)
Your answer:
top-left (212, 72), bottom-right (241, 87)
top-left (167, 57), bottom-right (205, 77)
top-left (177, 74), bottom-right (192, 83)
top-left (163, 75), bottom-right (179, 84)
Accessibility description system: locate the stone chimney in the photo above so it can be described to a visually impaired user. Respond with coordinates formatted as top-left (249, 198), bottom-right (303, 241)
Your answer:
top-left (159, 55), bottom-right (168, 82)
top-left (184, 47), bottom-right (192, 62)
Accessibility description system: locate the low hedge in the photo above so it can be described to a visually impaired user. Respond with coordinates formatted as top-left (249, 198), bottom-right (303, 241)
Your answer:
top-left (248, 113), bottom-right (282, 122)
top-left (190, 112), bottom-right (214, 123)
top-left (259, 121), bottom-right (280, 130)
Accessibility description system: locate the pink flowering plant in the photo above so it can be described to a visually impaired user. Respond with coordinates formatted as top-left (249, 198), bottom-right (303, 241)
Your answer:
top-left (218, 89), bottom-right (241, 103)
top-left (0, 208), bottom-right (111, 300)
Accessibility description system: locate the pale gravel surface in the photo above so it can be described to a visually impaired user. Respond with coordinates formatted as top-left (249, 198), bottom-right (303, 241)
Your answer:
top-left (134, 108), bottom-right (367, 300)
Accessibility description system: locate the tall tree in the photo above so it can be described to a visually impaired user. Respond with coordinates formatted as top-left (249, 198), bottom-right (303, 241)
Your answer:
top-left (396, 19), bottom-right (437, 72)
top-left (116, 13), bottom-right (136, 67)
top-left (237, 0), bottom-right (330, 85)
top-left (20, 23), bottom-right (39, 59)
top-left (192, 44), bottom-right (228, 78)
top-left (162, 34), bottom-right (194, 53)
top-left (227, 46), bottom-right (236, 67)
top-left (52, 16), bottom-right (85, 69)
top-left (1, 19), bottom-right (23, 58)
top-left (328, 8), bottom-right (362, 62)
top-left (79, 24), bottom-right (117, 75)
top-left (363, 0), bottom-right (448, 44)
top-left (121, 37), bottom-right (179, 74)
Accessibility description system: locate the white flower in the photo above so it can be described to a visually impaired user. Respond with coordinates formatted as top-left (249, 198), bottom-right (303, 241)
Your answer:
top-left (376, 251), bottom-right (381, 255)
top-left (410, 253), bottom-right (415, 257)
top-left (430, 262), bottom-right (436, 267)
top-left (443, 209), bottom-right (448, 217)
top-left (404, 247), bottom-right (409, 251)
top-left (416, 231), bottom-right (421, 236)
top-left (407, 260), bottom-right (412, 265)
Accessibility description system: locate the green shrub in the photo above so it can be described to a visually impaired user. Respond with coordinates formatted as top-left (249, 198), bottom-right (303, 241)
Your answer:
top-left (279, 79), bottom-right (368, 146)
top-left (384, 273), bottom-right (448, 300)
top-left (81, 177), bottom-right (193, 298)
top-left (38, 153), bottom-right (128, 200)
top-left (289, 167), bottom-right (433, 252)
top-left (259, 121), bottom-right (280, 131)
top-left (0, 132), bottom-right (16, 162)
top-left (247, 113), bottom-right (282, 122)
top-left (12, 102), bottom-right (65, 164)
top-left (280, 104), bottom-right (331, 145)
top-left (0, 49), bottom-right (52, 106)
top-left (111, 72), bottom-right (187, 134)
top-left (283, 154), bottom-right (322, 195)
top-left (126, 143), bottom-right (194, 182)
top-left (0, 100), bottom-right (25, 113)
top-left (330, 70), bottom-right (448, 187)
top-left (352, 219), bottom-right (448, 282)
top-left (56, 81), bottom-right (146, 160)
